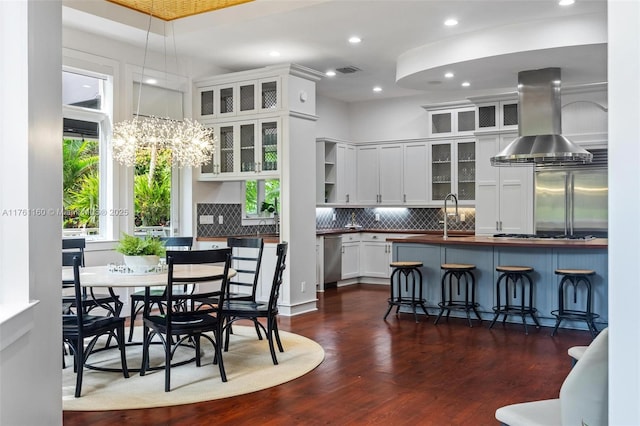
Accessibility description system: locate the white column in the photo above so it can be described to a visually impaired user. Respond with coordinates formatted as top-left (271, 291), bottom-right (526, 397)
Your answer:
top-left (0, 1), bottom-right (63, 425)
top-left (608, 0), bottom-right (640, 424)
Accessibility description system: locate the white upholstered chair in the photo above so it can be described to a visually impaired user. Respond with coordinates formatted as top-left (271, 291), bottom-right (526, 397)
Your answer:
top-left (495, 327), bottom-right (608, 426)
top-left (568, 345), bottom-right (588, 366)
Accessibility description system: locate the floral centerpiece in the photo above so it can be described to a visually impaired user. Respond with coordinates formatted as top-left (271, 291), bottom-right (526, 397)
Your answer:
top-left (115, 233), bottom-right (166, 273)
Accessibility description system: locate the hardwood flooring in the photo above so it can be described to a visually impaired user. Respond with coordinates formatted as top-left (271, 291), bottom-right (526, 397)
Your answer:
top-left (64, 284), bottom-right (593, 425)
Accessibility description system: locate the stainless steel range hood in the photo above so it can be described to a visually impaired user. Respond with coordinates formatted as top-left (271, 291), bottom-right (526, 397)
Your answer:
top-left (490, 67), bottom-right (592, 166)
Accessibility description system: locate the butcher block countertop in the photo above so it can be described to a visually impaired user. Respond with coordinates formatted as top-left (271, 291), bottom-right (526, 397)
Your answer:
top-left (387, 234), bottom-right (608, 249)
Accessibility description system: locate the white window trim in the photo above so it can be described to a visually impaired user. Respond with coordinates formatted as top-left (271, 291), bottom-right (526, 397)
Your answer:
top-left (62, 71), bottom-right (117, 241)
top-left (125, 64), bottom-right (193, 237)
top-left (241, 180), bottom-right (278, 226)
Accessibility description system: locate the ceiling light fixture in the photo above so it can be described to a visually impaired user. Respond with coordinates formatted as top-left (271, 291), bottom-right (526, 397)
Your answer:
top-left (145, 78), bottom-right (158, 85)
top-left (444, 72), bottom-right (454, 78)
top-left (325, 70), bottom-right (336, 77)
top-left (461, 81), bottom-right (470, 87)
top-left (444, 18), bottom-right (458, 26)
top-left (269, 51), bottom-right (281, 57)
top-left (373, 86), bottom-right (382, 92)
top-left (348, 36), bottom-right (362, 44)
top-left (111, 8), bottom-right (215, 171)
top-left (559, 0), bottom-right (575, 5)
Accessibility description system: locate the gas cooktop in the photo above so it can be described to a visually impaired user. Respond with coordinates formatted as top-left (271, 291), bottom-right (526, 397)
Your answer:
top-left (492, 233), bottom-right (596, 240)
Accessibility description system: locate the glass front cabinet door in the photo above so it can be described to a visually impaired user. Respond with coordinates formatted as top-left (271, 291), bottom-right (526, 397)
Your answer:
top-left (198, 119), bottom-right (280, 180)
top-left (429, 139), bottom-right (475, 204)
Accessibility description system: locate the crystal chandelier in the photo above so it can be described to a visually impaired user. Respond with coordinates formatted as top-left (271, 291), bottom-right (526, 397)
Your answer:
top-left (111, 7), bottom-right (215, 170)
top-left (112, 116), bottom-right (214, 168)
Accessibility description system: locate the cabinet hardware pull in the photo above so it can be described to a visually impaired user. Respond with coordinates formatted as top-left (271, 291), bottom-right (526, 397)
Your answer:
top-left (496, 221), bottom-right (499, 231)
top-left (346, 194), bottom-right (349, 203)
top-left (403, 194), bottom-right (406, 203)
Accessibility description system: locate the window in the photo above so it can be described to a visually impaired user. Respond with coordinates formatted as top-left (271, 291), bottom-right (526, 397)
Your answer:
top-left (132, 83), bottom-right (184, 237)
top-left (62, 69), bottom-right (112, 239)
top-left (244, 179), bottom-right (280, 219)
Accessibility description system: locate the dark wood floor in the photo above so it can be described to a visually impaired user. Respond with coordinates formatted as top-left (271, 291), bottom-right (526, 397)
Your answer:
top-left (64, 284), bottom-right (592, 425)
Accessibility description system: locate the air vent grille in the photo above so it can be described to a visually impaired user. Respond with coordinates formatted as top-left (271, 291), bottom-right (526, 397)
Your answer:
top-left (336, 66), bottom-right (361, 74)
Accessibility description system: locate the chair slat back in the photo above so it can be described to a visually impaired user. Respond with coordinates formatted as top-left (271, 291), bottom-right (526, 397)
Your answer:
top-left (62, 238), bottom-right (86, 266)
top-left (62, 254), bottom-right (84, 327)
top-left (267, 242), bottom-right (288, 312)
top-left (159, 248), bottom-right (232, 325)
top-left (227, 237), bottom-right (264, 299)
top-left (160, 236), bottom-right (193, 251)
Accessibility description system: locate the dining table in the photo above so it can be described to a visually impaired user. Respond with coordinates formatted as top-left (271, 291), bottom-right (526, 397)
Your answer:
top-left (62, 264), bottom-right (235, 288)
top-left (62, 264), bottom-right (236, 372)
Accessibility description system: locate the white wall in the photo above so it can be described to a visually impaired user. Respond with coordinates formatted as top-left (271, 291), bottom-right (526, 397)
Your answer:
top-left (0, 1), bottom-right (63, 425)
top-left (608, 1), bottom-right (640, 424)
top-left (347, 90), bottom-right (502, 143)
top-left (316, 95), bottom-right (351, 140)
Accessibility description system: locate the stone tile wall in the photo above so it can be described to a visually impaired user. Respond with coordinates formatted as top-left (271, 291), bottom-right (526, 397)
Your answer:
top-left (197, 203), bottom-right (475, 237)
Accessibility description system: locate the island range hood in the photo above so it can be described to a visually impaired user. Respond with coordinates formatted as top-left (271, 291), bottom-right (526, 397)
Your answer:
top-left (490, 67), bottom-right (592, 166)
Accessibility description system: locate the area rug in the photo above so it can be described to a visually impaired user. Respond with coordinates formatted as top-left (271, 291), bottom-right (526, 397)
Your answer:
top-left (63, 325), bottom-right (324, 411)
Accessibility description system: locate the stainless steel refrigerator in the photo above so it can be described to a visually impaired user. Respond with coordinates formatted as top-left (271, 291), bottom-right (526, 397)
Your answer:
top-left (535, 165), bottom-right (608, 237)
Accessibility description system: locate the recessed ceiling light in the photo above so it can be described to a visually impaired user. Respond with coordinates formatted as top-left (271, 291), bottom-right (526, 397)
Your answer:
top-left (444, 72), bottom-right (454, 79)
top-left (146, 78), bottom-right (157, 85)
top-left (461, 81), bottom-right (470, 87)
top-left (559, 0), bottom-right (575, 5)
top-left (269, 51), bottom-right (281, 57)
top-left (325, 70), bottom-right (336, 77)
top-left (373, 86), bottom-right (382, 92)
top-left (444, 18), bottom-right (458, 26)
top-left (348, 36), bottom-right (362, 44)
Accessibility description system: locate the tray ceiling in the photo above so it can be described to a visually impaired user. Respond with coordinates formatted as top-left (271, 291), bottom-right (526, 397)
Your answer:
top-left (107, 0), bottom-right (254, 21)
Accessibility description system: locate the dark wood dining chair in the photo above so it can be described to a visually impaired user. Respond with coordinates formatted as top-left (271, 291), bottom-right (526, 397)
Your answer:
top-left (127, 236), bottom-right (193, 342)
top-left (62, 254), bottom-right (129, 397)
top-left (226, 237), bottom-right (265, 301)
top-left (140, 248), bottom-right (232, 391)
top-left (221, 242), bottom-right (288, 365)
top-left (63, 238), bottom-right (122, 317)
top-left (193, 237), bottom-right (265, 338)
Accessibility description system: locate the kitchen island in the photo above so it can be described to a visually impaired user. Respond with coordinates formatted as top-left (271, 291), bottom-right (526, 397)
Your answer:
top-left (387, 235), bottom-right (608, 331)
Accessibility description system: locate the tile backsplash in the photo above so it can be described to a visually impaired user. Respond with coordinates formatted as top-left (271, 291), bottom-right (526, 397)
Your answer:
top-left (316, 207), bottom-right (475, 232)
top-left (197, 203), bottom-right (475, 237)
top-left (197, 203), bottom-right (277, 237)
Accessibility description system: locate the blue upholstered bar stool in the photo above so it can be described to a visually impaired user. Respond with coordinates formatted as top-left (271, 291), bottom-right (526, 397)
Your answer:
top-left (384, 261), bottom-right (428, 323)
top-left (551, 268), bottom-right (599, 338)
top-left (434, 263), bottom-right (481, 327)
top-left (489, 265), bottom-right (540, 334)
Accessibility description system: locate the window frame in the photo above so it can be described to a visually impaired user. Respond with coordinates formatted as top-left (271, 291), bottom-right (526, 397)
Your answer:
top-left (128, 66), bottom-right (192, 238)
top-left (62, 67), bottom-right (115, 241)
top-left (241, 179), bottom-right (279, 225)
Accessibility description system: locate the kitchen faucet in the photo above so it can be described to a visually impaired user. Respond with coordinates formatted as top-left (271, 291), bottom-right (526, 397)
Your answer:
top-left (257, 219), bottom-right (268, 236)
top-left (443, 192), bottom-right (458, 240)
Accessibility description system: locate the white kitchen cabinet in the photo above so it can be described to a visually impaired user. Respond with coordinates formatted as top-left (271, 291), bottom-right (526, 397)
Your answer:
top-left (316, 139), bottom-right (356, 205)
top-left (256, 243), bottom-right (277, 303)
top-left (475, 132), bottom-right (534, 235)
top-left (356, 144), bottom-right (403, 205)
top-left (341, 234), bottom-right (360, 280)
top-left (476, 100), bottom-right (519, 132)
top-left (198, 118), bottom-right (280, 180)
top-left (195, 77), bottom-right (280, 120)
top-left (429, 138), bottom-right (476, 205)
top-left (336, 144), bottom-right (357, 204)
top-left (403, 142), bottom-right (429, 204)
top-left (427, 106), bottom-right (476, 137)
top-left (360, 233), bottom-right (393, 279)
top-left (316, 237), bottom-right (323, 289)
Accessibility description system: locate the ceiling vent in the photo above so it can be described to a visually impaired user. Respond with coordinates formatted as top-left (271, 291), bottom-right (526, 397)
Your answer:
top-left (336, 66), bottom-right (361, 74)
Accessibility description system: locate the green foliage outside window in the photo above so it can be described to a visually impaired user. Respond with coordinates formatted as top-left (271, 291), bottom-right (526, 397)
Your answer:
top-left (245, 179), bottom-right (280, 217)
top-left (134, 148), bottom-right (172, 227)
top-left (62, 138), bottom-right (99, 228)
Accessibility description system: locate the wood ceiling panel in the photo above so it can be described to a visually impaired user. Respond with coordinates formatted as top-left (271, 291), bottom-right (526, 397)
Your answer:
top-left (107, 0), bottom-right (254, 21)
